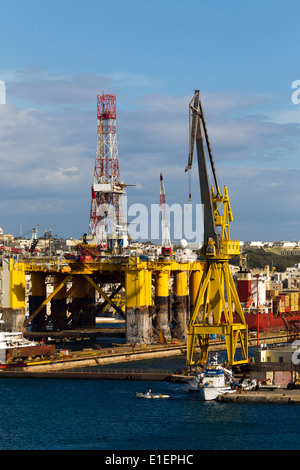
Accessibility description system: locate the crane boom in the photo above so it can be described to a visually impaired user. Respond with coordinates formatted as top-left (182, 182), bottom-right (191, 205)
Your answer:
top-left (185, 90), bottom-right (220, 252)
top-left (186, 90), bottom-right (219, 191)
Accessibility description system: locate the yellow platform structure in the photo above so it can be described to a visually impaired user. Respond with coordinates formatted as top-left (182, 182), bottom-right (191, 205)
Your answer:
top-left (18, 254), bottom-right (204, 343)
top-left (2, 243), bottom-right (247, 361)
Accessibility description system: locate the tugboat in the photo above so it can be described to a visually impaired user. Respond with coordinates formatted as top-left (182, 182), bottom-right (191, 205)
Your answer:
top-left (187, 354), bottom-right (238, 401)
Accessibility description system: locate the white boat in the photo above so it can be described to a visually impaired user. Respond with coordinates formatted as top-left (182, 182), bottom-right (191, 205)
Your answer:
top-left (135, 389), bottom-right (171, 399)
top-left (187, 354), bottom-right (238, 401)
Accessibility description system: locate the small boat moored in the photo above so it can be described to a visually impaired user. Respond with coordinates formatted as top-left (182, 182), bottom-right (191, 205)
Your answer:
top-left (187, 353), bottom-right (239, 401)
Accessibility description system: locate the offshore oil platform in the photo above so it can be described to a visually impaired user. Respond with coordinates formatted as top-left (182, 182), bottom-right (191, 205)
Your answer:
top-left (0, 91), bottom-right (249, 367)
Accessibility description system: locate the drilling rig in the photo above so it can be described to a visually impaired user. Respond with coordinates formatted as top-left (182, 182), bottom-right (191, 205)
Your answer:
top-left (89, 94), bottom-right (128, 251)
top-left (185, 90), bottom-right (248, 366)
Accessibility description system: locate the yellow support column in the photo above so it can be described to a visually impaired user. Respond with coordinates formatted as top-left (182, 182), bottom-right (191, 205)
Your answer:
top-left (51, 274), bottom-right (67, 331)
top-left (1, 259), bottom-right (26, 332)
top-left (125, 260), bottom-right (152, 344)
top-left (9, 260), bottom-right (26, 308)
top-left (70, 276), bottom-right (95, 328)
top-left (189, 269), bottom-right (202, 322)
top-left (154, 270), bottom-right (171, 341)
top-left (29, 271), bottom-right (46, 331)
top-left (173, 270), bottom-right (188, 339)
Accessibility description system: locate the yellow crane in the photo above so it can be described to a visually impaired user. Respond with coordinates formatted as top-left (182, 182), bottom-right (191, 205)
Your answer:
top-left (185, 90), bottom-right (248, 366)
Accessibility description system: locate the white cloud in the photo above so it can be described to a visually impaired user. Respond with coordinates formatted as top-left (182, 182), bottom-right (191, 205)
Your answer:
top-left (1, 67), bottom-right (157, 108)
top-left (0, 72), bottom-right (300, 241)
top-left (266, 109), bottom-right (300, 125)
top-left (0, 80), bottom-right (6, 104)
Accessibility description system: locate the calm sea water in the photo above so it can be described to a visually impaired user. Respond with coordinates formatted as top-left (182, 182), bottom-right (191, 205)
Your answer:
top-left (0, 338), bottom-right (299, 451)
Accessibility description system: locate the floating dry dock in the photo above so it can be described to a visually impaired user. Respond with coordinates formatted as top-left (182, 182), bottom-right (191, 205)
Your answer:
top-left (0, 341), bottom-right (187, 372)
top-left (0, 331), bottom-right (293, 375)
top-left (24, 327), bottom-right (125, 341)
top-left (20, 331), bottom-right (294, 371)
top-left (0, 369), bottom-right (174, 381)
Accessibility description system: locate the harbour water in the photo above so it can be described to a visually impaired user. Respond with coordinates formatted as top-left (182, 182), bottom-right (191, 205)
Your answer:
top-left (0, 352), bottom-right (299, 451)
top-left (0, 328), bottom-right (299, 452)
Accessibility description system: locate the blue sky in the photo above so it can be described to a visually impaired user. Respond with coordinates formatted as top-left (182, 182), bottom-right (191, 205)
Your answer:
top-left (1, 0), bottom-right (300, 242)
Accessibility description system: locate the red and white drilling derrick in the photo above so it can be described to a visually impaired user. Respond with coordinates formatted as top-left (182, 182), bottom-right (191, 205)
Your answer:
top-left (89, 94), bottom-right (128, 250)
top-left (160, 173), bottom-right (172, 255)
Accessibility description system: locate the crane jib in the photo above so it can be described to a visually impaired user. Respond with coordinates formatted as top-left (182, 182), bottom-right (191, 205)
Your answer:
top-left (186, 90), bottom-right (219, 250)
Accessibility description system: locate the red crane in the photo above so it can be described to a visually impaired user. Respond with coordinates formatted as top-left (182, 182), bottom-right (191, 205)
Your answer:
top-left (160, 173), bottom-right (172, 255)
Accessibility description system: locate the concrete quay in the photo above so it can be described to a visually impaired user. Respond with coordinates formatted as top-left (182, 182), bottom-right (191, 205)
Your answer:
top-left (217, 388), bottom-right (300, 404)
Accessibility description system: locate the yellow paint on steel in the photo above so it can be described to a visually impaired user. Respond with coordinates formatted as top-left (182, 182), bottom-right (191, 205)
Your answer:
top-left (189, 269), bottom-right (202, 308)
top-left (187, 260), bottom-right (248, 366)
top-left (18, 255), bottom-right (204, 330)
top-left (125, 268), bottom-right (153, 308)
top-left (23, 257), bottom-right (203, 275)
top-left (155, 271), bottom-right (169, 298)
top-left (8, 259), bottom-right (26, 309)
top-left (174, 270), bottom-right (188, 297)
